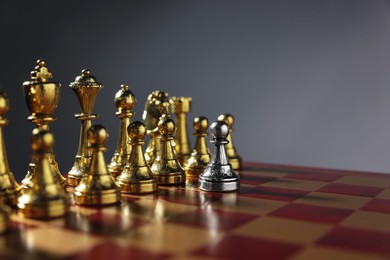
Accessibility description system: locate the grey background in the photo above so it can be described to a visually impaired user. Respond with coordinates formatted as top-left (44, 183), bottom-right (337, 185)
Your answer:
top-left (1, 0), bottom-right (390, 180)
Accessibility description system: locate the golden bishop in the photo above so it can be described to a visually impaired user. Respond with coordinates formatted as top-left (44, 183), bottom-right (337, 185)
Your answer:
top-left (170, 96), bottom-right (192, 165)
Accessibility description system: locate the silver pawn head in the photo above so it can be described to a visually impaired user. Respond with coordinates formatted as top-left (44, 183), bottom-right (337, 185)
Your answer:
top-left (210, 121), bottom-right (229, 139)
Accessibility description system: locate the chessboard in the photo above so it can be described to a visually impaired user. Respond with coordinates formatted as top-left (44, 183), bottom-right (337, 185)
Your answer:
top-left (1, 161), bottom-right (390, 260)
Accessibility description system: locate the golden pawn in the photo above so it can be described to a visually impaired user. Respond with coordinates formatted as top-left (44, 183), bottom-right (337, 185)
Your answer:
top-left (142, 90), bottom-right (170, 165)
top-left (218, 114), bottom-right (242, 170)
top-left (151, 117), bottom-right (185, 185)
top-left (17, 128), bottom-right (69, 219)
top-left (184, 116), bottom-right (211, 177)
top-left (73, 125), bottom-right (121, 206)
top-left (108, 85), bottom-right (136, 178)
top-left (116, 121), bottom-right (157, 194)
top-left (0, 91), bottom-right (21, 207)
top-left (21, 59), bottom-right (66, 189)
top-left (170, 96), bottom-right (192, 165)
top-left (68, 69), bottom-right (103, 186)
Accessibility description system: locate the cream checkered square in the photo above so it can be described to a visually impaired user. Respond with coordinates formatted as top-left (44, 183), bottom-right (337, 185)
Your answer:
top-left (295, 192), bottom-right (370, 210)
top-left (232, 216), bottom-right (331, 244)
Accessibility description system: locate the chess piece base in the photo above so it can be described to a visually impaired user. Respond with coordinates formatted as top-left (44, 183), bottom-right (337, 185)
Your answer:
top-left (17, 198), bottom-right (68, 219)
top-left (198, 178), bottom-right (239, 192)
top-left (198, 164), bottom-right (240, 192)
top-left (185, 167), bottom-right (205, 177)
top-left (155, 171), bottom-right (185, 185)
top-left (117, 179), bottom-right (157, 194)
top-left (185, 176), bottom-right (199, 187)
top-left (73, 190), bottom-right (121, 207)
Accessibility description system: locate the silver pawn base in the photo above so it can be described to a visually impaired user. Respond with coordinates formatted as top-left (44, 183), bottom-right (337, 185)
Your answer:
top-left (199, 165), bottom-right (239, 192)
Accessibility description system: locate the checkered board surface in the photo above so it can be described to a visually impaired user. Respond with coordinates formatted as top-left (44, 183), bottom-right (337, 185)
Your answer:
top-left (2, 162), bottom-right (390, 260)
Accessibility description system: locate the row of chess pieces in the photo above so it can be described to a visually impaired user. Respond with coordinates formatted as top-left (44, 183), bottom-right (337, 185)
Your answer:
top-left (0, 59), bottom-right (242, 229)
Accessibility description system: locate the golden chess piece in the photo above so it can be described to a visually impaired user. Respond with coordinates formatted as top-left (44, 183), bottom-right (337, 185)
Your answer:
top-left (21, 59), bottom-right (66, 189)
top-left (218, 113), bottom-right (242, 171)
top-left (17, 128), bottom-right (69, 219)
top-left (0, 91), bottom-right (21, 207)
top-left (142, 90), bottom-right (170, 165)
top-left (116, 121), bottom-right (157, 194)
top-left (73, 125), bottom-right (121, 206)
top-left (170, 96), bottom-right (192, 165)
top-left (67, 69), bottom-right (103, 186)
top-left (151, 117), bottom-right (185, 185)
top-left (184, 116), bottom-right (211, 177)
top-left (108, 85), bottom-right (136, 178)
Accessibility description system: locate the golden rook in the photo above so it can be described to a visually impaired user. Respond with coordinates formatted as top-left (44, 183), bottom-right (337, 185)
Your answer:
top-left (170, 96), bottom-right (192, 165)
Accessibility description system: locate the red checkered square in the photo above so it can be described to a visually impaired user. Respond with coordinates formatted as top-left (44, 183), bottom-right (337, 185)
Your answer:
top-left (192, 234), bottom-right (302, 260)
top-left (270, 203), bottom-right (353, 224)
top-left (285, 172), bottom-right (343, 182)
top-left (317, 183), bottom-right (384, 197)
top-left (120, 196), bottom-right (141, 203)
top-left (240, 186), bottom-right (309, 201)
top-left (240, 174), bottom-right (276, 185)
top-left (168, 207), bottom-right (259, 231)
top-left (0, 224), bottom-right (39, 259)
top-left (317, 226), bottom-right (390, 256)
top-left (9, 219), bottom-right (38, 230)
top-left (87, 212), bottom-right (147, 227)
top-left (361, 198), bottom-right (390, 214)
top-left (69, 241), bottom-right (171, 260)
top-left (65, 211), bottom-right (149, 236)
top-left (158, 188), bottom-right (222, 206)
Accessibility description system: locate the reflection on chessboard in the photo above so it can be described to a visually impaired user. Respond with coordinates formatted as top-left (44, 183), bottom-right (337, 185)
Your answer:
top-left (1, 163), bottom-right (390, 259)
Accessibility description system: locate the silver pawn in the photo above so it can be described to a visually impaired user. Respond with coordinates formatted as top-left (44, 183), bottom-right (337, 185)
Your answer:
top-left (198, 121), bottom-right (240, 192)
